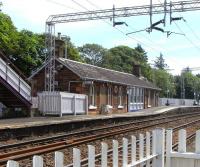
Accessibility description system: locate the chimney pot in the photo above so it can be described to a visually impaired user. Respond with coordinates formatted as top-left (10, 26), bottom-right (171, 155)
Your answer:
top-left (132, 63), bottom-right (141, 77)
top-left (58, 32), bottom-right (61, 40)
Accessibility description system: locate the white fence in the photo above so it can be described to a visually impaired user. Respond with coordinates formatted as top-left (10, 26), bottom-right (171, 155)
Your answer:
top-left (6, 128), bottom-right (200, 167)
top-left (0, 57), bottom-right (31, 101)
top-left (166, 129), bottom-right (200, 167)
top-left (159, 98), bottom-right (196, 106)
top-left (38, 91), bottom-right (88, 116)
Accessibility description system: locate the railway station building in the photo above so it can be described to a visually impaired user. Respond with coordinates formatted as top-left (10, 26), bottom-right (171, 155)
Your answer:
top-left (29, 39), bottom-right (160, 115)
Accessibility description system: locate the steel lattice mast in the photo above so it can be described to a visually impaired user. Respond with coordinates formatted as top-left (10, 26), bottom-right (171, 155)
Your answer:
top-left (45, 0), bottom-right (200, 91)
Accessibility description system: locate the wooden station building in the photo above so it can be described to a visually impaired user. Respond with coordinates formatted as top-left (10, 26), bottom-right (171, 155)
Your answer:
top-left (29, 39), bottom-right (160, 115)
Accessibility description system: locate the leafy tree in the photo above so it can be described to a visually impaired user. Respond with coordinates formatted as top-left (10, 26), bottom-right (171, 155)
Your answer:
top-left (153, 69), bottom-right (175, 97)
top-left (101, 45), bottom-right (151, 80)
top-left (78, 43), bottom-right (106, 66)
top-left (134, 44), bottom-right (152, 80)
top-left (13, 30), bottom-right (46, 76)
top-left (0, 11), bottom-right (82, 76)
top-left (0, 12), bottom-right (19, 55)
top-left (174, 72), bottom-right (200, 100)
top-left (154, 53), bottom-right (168, 70)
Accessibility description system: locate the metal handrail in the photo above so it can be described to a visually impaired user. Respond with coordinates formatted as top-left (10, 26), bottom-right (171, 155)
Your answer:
top-left (0, 58), bottom-right (31, 101)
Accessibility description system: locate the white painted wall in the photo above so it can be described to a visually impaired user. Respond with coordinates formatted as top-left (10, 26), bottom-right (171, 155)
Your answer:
top-left (159, 98), bottom-right (197, 106)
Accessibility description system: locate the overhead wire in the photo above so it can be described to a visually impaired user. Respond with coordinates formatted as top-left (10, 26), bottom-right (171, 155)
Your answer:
top-left (84, 0), bottom-right (167, 51)
top-left (174, 22), bottom-right (200, 52)
top-left (183, 18), bottom-right (200, 42)
top-left (70, 0), bottom-right (163, 52)
top-left (158, 0), bottom-right (200, 52)
top-left (45, 0), bottom-right (80, 11)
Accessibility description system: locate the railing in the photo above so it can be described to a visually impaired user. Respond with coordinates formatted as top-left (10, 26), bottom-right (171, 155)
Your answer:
top-left (0, 57), bottom-right (31, 101)
top-left (6, 129), bottom-right (165, 167)
top-left (166, 129), bottom-right (200, 167)
top-left (7, 128), bottom-right (200, 167)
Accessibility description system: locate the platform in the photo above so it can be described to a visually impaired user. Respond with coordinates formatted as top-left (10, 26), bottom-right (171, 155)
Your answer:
top-left (0, 106), bottom-right (198, 131)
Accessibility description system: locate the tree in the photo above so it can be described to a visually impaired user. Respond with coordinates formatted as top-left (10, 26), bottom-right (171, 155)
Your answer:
top-left (13, 30), bottom-right (46, 76)
top-left (0, 11), bottom-right (82, 76)
top-left (134, 44), bottom-right (152, 80)
top-left (0, 12), bottom-right (47, 76)
top-left (154, 53), bottom-right (168, 70)
top-left (102, 45), bottom-right (152, 80)
top-left (153, 69), bottom-right (175, 97)
top-left (78, 43), bottom-right (106, 66)
top-left (0, 12), bottom-right (19, 56)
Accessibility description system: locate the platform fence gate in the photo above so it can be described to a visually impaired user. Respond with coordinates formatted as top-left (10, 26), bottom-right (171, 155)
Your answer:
top-left (6, 129), bottom-right (200, 167)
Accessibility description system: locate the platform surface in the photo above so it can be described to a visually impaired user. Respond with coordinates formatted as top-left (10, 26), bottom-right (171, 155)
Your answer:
top-left (0, 106), bottom-right (197, 130)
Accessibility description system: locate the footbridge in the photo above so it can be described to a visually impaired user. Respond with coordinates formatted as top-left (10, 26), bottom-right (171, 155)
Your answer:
top-left (0, 51), bottom-right (31, 109)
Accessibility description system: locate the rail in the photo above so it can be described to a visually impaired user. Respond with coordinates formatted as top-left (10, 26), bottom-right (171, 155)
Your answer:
top-left (1, 112), bottom-right (200, 165)
top-left (0, 57), bottom-right (31, 101)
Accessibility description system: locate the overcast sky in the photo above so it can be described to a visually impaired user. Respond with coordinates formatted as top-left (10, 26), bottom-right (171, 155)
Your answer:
top-left (2, 0), bottom-right (200, 75)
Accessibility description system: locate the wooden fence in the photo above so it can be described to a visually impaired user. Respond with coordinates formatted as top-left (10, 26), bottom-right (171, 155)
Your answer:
top-left (6, 128), bottom-right (200, 167)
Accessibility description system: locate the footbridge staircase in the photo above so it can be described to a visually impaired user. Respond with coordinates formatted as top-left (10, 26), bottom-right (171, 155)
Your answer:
top-left (0, 51), bottom-right (31, 109)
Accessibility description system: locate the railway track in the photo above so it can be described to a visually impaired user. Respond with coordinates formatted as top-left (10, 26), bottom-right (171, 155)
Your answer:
top-left (65, 120), bottom-right (199, 167)
top-left (0, 111), bottom-right (199, 150)
top-left (0, 112), bottom-right (200, 165)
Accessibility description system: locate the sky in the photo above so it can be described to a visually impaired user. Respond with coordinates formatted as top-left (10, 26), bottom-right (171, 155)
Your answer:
top-left (2, 0), bottom-right (200, 75)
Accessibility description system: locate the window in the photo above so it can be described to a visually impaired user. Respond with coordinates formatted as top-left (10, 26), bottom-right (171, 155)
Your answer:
top-left (141, 88), bottom-right (144, 103)
top-left (89, 85), bottom-right (95, 106)
top-left (108, 86), bottom-right (112, 105)
top-left (118, 87), bottom-right (123, 106)
top-left (129, 87), bottom-right (135, 103)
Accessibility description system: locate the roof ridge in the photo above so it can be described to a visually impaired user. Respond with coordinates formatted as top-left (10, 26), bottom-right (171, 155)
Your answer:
top-left (59, 58), bottom-right (137, 78)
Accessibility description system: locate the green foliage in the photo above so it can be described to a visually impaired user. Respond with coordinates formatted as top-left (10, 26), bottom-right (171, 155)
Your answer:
top-left (174, 72), bottom-right (200, 99)
top-left (101, 45), bottom-right (151, 80)
top-left (14, 30), bottom-right (46, 76)
top-left (78, 43), bottom-right (106, 66)
top-left (0, 12), bottom-right (82, 76)
top-left (0, 12), bottom-right (18, 55)
top-left (0, 12), bottom-right (46, 76)
top-left (154, 53), bottom-right (168, 70)
top-left (153, 69), bottom-right (175, 97)
top-left (102, 45), bottom-right (135, 72)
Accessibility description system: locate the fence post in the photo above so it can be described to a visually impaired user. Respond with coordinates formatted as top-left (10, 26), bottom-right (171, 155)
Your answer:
top-left (85, 95), bottom-right (88, 115)
top-left (55, 151), bottom-right (64, 167)
top-left (123, 138), bottom-right (128, 167)
top-left (33, 155), bottom-right (43, 167)
top-left (73, 95), bottom-right (76, 116)
top-left (152, 128), bottom-right (165, 167)
top-left (73, 148), bottom-right (81, 167)
top-left (166, 129), bottom-right (173, 167)
top-left (101, 142), bottom-right (108, 167)
top-left (178, 129), bottom-right (186, 153)
top-left (113, 140), bottom-right (118, 167)
top-left (131, 135), bottom-right (136, 165)
top-left (88, 145), bottom-right (95, 167)
top-left (139, 134), bottom-right (144, 161)
top-left (146, 132), bottom-right (151, 167)
top-left (6, 160), bottom-right (19, 167)
top-left (196, 130), bottom-right (200, 154)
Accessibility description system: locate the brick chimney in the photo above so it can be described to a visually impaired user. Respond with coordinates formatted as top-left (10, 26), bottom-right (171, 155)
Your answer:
top-left (132, 62), bottom-right (141, 78)
top-left (55, 33), bottom-right (66, 58)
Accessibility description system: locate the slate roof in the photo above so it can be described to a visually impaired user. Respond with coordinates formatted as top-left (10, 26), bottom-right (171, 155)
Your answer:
top-left (57, 58), bottom-right (160, 90)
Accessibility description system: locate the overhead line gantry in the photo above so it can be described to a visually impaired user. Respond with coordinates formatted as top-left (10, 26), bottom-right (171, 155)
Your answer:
top-left (45, 0), bottom-right (200, 91)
